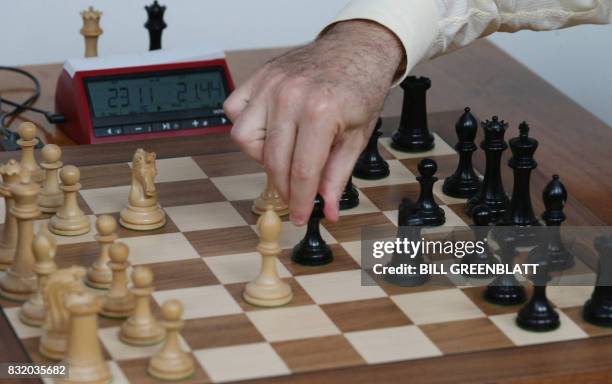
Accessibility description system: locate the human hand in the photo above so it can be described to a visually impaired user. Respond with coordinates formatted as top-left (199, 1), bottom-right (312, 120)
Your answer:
top-left (224, 20), bottom-right (404, 225)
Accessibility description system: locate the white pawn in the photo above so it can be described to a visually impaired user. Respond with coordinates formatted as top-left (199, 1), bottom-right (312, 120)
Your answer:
top-left (119, 266), bottom-right (164, 346)
top-left (38, 144), bottom-right (63, 213)
top-left (85, 215), bottom-right (117, 289)
top-left (147, 300), bottom-right (195, 381)
top-left (243, 205), bottom-right (293, 307)
top-left (0, 159), bottom-right (21, 270)
top-left (99, 242), bottom-right (135, 319)
top-left (19, 228), bottom-right (58, 327)
top-left (17, 122), bottom-right (44, 184)
top-left (49, 165), bottom-right (90, 236)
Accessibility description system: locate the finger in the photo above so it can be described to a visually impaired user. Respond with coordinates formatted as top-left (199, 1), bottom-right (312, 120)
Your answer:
top-left (319, 127), bottom-right (370, 222)
top-left (224, 75), bottom-right (257, 122)
top-left (230, 100), bottom-right (267, 162)
top-left (289, 114), bottom-right (338, 225)
top-left (263, 103), bottom-right (298, 203)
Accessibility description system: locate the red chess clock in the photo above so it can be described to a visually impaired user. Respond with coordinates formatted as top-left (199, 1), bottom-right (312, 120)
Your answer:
top-left (55, 47), bottom-right (235, 144)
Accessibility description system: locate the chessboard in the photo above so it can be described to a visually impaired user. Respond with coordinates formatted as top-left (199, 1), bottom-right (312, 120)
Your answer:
top-left (1, 122), bottom-right (611, 384)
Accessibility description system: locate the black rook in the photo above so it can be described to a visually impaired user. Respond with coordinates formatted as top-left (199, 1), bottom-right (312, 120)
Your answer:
top-left (391, 76), bottom-right (434, 152)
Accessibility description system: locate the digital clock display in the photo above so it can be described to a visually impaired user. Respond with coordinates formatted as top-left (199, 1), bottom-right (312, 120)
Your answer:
top-left (86, 69), bottom-right (228, 118)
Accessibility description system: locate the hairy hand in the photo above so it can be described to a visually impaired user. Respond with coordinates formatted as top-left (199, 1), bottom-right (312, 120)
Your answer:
top-left (224, 20), bottom-right (403, 225)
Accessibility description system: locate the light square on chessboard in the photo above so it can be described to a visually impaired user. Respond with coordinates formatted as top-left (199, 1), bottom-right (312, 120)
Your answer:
top-left (184, 226), bottom-right (259, 257)
top-left (99, 326), bottom-right (190, 360)
top-left (381, 205), bottom-right (468, 232)
top-left (230, 200), bottom-right (290, 225)
top-left (272, 335), bottom-right (365, 373)
top-left (79, 186), bottom-right (130, 214)
top-left (225, 278), bottom-right (316, 312)
top-left (210, 172), bottom-right (266, 201)
top-left (391, 288), bottom-right (486, 325)
top-left (279, 244), bottom-right (360, 276)
top-left (120, 233), bottom-right (200, 265)
top-left (419, 317), bottom-right (514, 354)
top-left (461, 285), bottom-right (533, 316)
top-left (252, 221), bottom-right (336, 250)
top-left (548, 286), bottom-right (593, 309)
top-left (338, 193), bottom-right (380, 217)
top-left (4, 307), bottom-right (43, 339)
top-left (245, 305), bottom-right (340, 342)
top-left (34, 216), bottom-right (98, 245)
top-left (352, 160), bottom-right (416, 188)
top-left (165, 202), bottom-right (247, 232)
top-left (204, 251), bottom-right (291, 284)
top-left (345, 325), bottom-right (442, 364)
top-left (129, 156), bottom-right (207, 183)
top-left (562, 306), bottom-right (612, 337)
top-left (321, 297), bottom-right (412, 332)
top-left (194, 342), bottom-right (290, 383)
top-left (375, 273), bottom-right (455, 296)
top-left (361, 183), bottom-right (442, 212)
top-left (340, 240), bottom-right (362, 266)
top-left (153, 285), bottom-right (241, 320)
top-left (43, 362), bottom-right (128, 384)
top-left (433, 180), bottom-right (469, 205)
top-left (182, 314), bottom-right (265, 350)
top-left (193, 151), bottom-right (263, 178)
top-left (295, 270), bottom-right (386, 305)
top-left (490, 311), bottom-right (588, 346)
top-left (380, 133), bottom-right (456, 160)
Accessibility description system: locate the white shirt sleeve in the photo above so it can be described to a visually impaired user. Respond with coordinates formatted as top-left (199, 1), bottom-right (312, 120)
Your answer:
top-left (328, 0), bottom-right (612, 81)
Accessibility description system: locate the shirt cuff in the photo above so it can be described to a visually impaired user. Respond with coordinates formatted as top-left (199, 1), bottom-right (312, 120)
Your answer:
top-left (323, 0), bottom-right (439, 85)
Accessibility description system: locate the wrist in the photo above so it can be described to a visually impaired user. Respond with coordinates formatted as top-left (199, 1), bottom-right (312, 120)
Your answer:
top-left (319, 20), bottom-right (406, 82)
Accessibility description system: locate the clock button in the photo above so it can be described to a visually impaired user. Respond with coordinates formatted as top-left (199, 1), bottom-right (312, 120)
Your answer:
top-left (94, 127), bottom-right (123, 137)
top-left (124, 124), bottom-right (152, 135)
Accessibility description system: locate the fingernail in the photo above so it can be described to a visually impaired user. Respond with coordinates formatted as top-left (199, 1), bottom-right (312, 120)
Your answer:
top-left (291, 214), bottom-right (305, 226)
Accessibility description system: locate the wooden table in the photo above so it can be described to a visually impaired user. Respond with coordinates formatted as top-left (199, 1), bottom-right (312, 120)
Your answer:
top-left (1, 40), bottom-right (611, 383)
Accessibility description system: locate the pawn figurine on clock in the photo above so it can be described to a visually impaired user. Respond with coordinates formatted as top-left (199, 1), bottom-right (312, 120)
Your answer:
top-left (145, 1), bottom-right (167, 51)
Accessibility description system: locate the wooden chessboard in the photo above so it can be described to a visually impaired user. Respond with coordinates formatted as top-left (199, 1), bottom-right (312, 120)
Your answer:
top-left (1, 126), bottom-right (611, 384)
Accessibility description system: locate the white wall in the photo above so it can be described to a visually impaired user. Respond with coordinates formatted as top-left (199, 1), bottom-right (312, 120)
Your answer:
top-left (2, 1), bottom-right (611, 126)
top-left (489, 24), bottom-right (612, 127)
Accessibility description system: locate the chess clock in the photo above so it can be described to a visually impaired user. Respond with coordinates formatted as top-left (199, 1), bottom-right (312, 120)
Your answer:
top-left (55, 47), bottom-right (234, 144)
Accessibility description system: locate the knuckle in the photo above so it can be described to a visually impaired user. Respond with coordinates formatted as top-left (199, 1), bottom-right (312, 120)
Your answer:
top-left (304, 94), bottom-right (338, 118)
top-left (276, 78), bottom-right (305, 107)
top-left (291, 161), bottom-right (316, 182)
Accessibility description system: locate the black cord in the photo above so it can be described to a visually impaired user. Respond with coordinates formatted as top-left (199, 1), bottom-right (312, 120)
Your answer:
top-left (0, 66), bottom-right (63, 150)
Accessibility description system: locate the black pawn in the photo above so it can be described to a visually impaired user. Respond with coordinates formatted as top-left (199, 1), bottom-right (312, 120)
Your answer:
top-left (484, 228), bottom-right (527, 305)
top-left (391, 76), bottom-right (434, 152)
top-left (339, 177), bottom-right (359, 210)
top-left (516, 254), bottom-right (560, 332)
top-left (442, 107), bottom-right (482, 198)
top-left (398, 159), bottom-right (445, 226)
top-left (533, 175), bottom-right (572, 271)
top-left (292, 195), bottom-right (333, 266)
top-left (466, 116), bottom-right (510, 223)
top-left (384, 223), bottom-right (429, 287)
top-left (461, 205), bottom-right (496, 278)
top-left (583, 235), bottom-right (612, 327)
top-left (505, 122), bottom-right (540, 244)
top-left (145, 1), bottom-right (167, 51)
top-left (353, 118), bottom-right (390, 180)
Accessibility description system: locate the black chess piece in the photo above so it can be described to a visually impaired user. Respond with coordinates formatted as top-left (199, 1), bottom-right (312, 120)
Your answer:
top-left (505, 122), bottom-right (540, 244)
top-left (461, 205), bottom-right (497, 278)
top-left (516, 253), bottom-right (560, 332)
top-left (391, 76), bottom-right (434, 152)
top-left (398, 158), bottom-right (445, 226)
top-left (442, 107), bottom-right (482, 198)
top-left (353, 118), bottom-right (390, 180)
top-left (529, 175), bottom-right (572, 271)
top-left (292, 195), bottom-right (333, 266)
top-left (145, 1), bottom-right (167, 51)
top-left (339, 177), bottom-right (359, 210)
top-left (484, 227), bottom-right (527, 305)
top-left (384, 222), bottom-right (429, 287)
top-left (583, 235), bottom-right (612, 327)
top-left (466, 116), bottom-right (510, 223)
